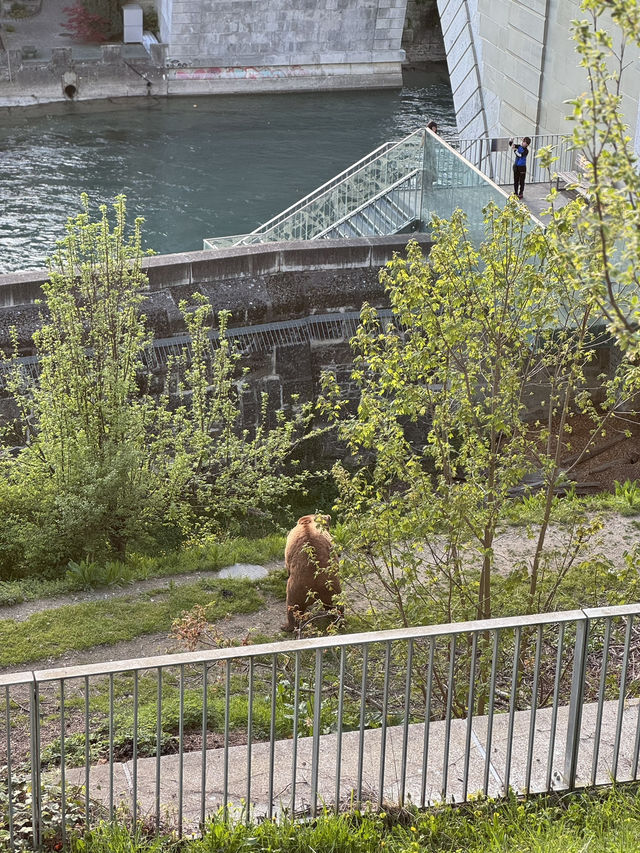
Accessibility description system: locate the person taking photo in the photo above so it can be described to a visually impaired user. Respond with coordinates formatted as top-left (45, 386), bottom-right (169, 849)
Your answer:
top-left (509, 136), bottom-right (531, 199)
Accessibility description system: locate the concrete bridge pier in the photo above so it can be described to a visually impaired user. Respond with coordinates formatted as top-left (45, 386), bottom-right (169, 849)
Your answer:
top-left (436, 0), bottom-right (640, 154)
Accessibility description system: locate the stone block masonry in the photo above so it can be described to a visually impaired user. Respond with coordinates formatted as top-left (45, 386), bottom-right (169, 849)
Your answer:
top-left (0, 0), bottom-right (448, 104)
top-left (158, 0), bottom-right (408, 92)
top-left (402, 0), bottom-right (446, 65)
top-left (0, 236), bottom-right (431, 449)
top-left (439, 0), bottom-right (640, 152)
top-left (0, 234), bottom-right (620, 457)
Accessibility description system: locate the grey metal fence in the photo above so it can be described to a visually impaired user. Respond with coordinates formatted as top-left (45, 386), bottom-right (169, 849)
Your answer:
top-left (452, 135), bottom-right (576, 186)
top-left (2, 603), bottom-right (640, 850)
top-left (0, 311), bottom-right (397, 386)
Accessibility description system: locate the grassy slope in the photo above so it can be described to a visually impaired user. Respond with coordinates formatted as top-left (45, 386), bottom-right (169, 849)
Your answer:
top-left (67, 786), bottom-right (640, 852)
top-left (0, 535), bottom-right (286, 607)
top-left (0, 575), bottom-right (285, 667)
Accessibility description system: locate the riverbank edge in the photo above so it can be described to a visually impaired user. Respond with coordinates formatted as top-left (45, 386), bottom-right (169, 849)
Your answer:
top-left (0, 56), bottom-right (407, 111)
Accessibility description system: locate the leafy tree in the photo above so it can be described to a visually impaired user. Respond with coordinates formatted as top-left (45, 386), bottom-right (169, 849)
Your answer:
top-left (321, 0), bottom-right (640, 637)
top-left (167, 295), bottom-right (312, 538)
top-left (0, 196), bottom-right (310, 577)
top-left (322, 198), bottom-right (626, 632)
top-left (542, 0), bottom-right (640, 362)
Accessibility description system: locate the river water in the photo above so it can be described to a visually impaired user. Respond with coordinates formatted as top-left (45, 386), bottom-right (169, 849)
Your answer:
top-left (0, 67), bottom-right (455, 273)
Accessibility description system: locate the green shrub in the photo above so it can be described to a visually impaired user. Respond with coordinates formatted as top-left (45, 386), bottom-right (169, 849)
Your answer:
top-left (142, 8), bottom-right (158, 32)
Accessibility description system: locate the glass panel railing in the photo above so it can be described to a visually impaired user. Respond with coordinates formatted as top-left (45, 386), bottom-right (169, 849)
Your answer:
top-left (422, 133), bottom-right (512, 245)
top-left (202, 127), bottom-right (540, 251)
top-left (317, 169), bottom-right (421, 239)
top-left (204, 128), bottom-right (426, 248)
top-left (243, 128), bottom-right (425, 244)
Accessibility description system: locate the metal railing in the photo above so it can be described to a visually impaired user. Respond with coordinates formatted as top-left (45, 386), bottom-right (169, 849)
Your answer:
top-left (204, 128), bottom-right (426, 249)
top-left (2, 603), bottom-right (640, 849)
top-left (452, 135), bottom-right (577, 186)
top-left (0, 311), bottom-right (395, 385)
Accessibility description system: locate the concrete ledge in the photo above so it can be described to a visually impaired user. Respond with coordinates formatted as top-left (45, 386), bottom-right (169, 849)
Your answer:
top-left (0, 236), bottom-right (432, 309)
top-left (0, 56), bottom-right (405, 109)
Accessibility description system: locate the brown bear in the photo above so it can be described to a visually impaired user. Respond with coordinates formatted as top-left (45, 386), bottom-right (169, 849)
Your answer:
top-left (281, 514), bottom-right (342, 633)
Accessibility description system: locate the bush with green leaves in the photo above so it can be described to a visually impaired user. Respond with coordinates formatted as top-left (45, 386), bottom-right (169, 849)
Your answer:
top-left (0, 768), bottom-right (87, 851)
top-left (0, 195), bottom-right (310, 579)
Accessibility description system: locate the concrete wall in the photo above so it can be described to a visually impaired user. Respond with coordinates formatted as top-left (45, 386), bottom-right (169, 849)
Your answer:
top-left (0, 235), bottom-right (426, 315)
top-left (535, 1), bottom-right (640, 149)
top-left (0, 46), bottom-right (166, 106)
top-left (439, 0), bottom-right (640, 148)
top-left (436, 0), bottom-right (488, 138)
top-left (157, 0), bottom-right (407, 91)
top-left (0, 237), bottom-right (430, 446)
top-left (159, 0), bottom-right (173, 46)
top-left (0, 235), bottom-right (619, 451)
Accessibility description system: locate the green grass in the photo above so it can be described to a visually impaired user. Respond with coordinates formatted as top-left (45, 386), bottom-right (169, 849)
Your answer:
top-left (503, 485), bottom-right (640, 529)
top-left (0, 577), bottom-right (274, 667)
top-left (40, 675), bottom-right (296, 768)
top-left (0, 534), bottom-right (286, 607)
top-left (61, 785), bottom-right (640, 852)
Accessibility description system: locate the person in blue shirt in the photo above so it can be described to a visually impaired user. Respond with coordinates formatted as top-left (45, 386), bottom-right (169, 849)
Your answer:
top-left (509, 136), bottom-right (531, 199)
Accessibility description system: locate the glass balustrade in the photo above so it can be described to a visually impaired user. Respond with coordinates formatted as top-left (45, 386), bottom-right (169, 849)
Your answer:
top-left (422, 132), bottom-right (511, 245)
top-left (204, 126), bottom-right (532, 250)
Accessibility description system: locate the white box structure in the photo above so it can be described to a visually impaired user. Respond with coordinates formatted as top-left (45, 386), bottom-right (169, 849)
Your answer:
top-left (123, 3), bottom-right (143, 43)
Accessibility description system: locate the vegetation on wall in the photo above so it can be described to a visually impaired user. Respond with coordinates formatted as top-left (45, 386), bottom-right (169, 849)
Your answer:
top-left (0, 195), bottom-right (311, 579)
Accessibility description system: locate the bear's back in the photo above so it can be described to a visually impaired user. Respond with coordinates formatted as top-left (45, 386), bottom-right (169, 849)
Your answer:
top-left (285, 515), bottom-right (333, 573)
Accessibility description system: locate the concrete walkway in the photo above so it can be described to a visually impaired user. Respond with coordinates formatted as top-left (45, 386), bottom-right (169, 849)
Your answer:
top-left (498, 181), bottom-right (575, 222)
top-left (2, 0), bottom-right (84, 58)
top-left (0, 0), bottom-right (156, 107)
top-left (68, 698), bottom-right (639, 830)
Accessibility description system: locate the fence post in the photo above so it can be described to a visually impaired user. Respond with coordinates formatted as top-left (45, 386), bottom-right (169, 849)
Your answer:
top-left (564, 614), bottom-right (589, 789)
top-left (29, 676), bottom-right (42, 851)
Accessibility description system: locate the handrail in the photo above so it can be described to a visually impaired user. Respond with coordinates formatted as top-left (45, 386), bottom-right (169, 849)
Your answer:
top-left (244, 127), bottom-right (426, 238)
top-left (313, 168), bottom-right (421, 239)
top-left (7, 603), bottom-right (634, 683)
top-left (451, 134), bottom-right (575, 185)
top-left (4, 601), bottom-right (640, 849)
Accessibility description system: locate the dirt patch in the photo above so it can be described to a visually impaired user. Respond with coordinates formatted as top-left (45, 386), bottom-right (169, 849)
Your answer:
top-left (0, 599), bottom-right (288, 767)
top-left (542, 411), bottom-right (640, 493)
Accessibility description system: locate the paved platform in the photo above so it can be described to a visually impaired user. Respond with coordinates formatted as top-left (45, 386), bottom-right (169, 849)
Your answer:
top-left (0, 0), bottom-right (147, 61)
top-left (499, 181), bottom-right (576, 222)
top-left (67, 698), bottom-right (639, 830)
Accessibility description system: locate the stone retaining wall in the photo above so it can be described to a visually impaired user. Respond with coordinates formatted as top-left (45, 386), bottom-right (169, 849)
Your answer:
top-left (0, 234), bottom-right (620, 458)
top-left (157, 0), bottom-right (407, 91)
top-left (402, 0), bottom-right (446, 65)
top-left (0, 236), bottom-right (430, 452)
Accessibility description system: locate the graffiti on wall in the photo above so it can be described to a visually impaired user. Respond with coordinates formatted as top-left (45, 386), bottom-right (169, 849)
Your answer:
top-left (169, 65), bottom-right (311, 80)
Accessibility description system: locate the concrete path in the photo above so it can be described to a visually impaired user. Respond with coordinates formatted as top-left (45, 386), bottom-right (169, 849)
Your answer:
top-left (498, 181), bottom-right (574, 222)
top-left (68, 698), bottom-right (640, 830)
